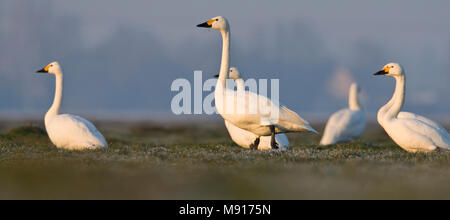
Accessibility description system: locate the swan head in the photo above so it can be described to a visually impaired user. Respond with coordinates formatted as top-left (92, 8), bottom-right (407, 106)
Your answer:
top-left (197, 16), bottom-right (229, 32)
top-left (36, 61), bottom-right (62, 75)
top-left (214, 67), bottom-right (242, 79)
top-left (228, 67), bottom-right (241, 80)
top-left (374, 63), bottom-right (404, 77)
top-left (350, 83), bottom-right (361, 94)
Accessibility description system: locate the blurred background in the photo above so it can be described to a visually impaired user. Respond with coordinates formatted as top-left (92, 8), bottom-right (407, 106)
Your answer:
top-left (0, 0), bottom-right (449, 122)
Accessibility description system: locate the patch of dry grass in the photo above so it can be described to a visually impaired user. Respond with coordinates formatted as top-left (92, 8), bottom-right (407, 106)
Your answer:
top-left (0, 121), bottom-right (450, 199)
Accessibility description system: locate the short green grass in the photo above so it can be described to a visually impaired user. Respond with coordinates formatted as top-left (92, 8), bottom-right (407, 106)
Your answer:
top-left (1, 120), bottom-right (450, 200)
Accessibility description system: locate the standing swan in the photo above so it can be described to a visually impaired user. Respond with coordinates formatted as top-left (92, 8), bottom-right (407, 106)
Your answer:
top-left (320, 83), bottom-right (366, 145)
top-left (217, 67), bottom-right (290, 150)
top-left (197, 16), bottom-right (317, 150)
top-left (36, 62), bottom-right (108, 150)
top-left (374, 63), bottom-right (450, 152)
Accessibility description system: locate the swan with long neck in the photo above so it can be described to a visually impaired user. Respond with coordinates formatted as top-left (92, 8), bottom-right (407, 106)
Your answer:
top-left (375, 63), bottom-right (450, 152)
top-left (36, 62), bottom-right (108, 150)
top-left (218, 67), bottom-right (290, 150)
top-left (198, 16), bottom-right (317, 150)
top-left (320, 83), bottom-right (366, 145)
top-left (376, 74), bottom-right (446, 131)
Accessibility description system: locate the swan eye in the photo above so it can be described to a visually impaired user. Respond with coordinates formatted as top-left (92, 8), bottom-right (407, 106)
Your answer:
top-left (216, 19), bottom-right (219, 21)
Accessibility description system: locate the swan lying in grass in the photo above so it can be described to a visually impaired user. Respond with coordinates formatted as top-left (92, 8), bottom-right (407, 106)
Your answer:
top-left (216, 67), bottom-right (290, 150)
top-left (374, 63), bottom-right (450, 152)
top-left (36, 62), bottom-right (108, 150)
top-left (197, 16), bottom-right (317, 150)
top-left (320, 83), bottom-right (366, 145)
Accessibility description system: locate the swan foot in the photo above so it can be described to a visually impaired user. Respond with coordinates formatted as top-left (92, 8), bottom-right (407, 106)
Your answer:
top-left (270, 125), bottom-right (279, 150)
top-left (250, 137), bottom-right (260, 150)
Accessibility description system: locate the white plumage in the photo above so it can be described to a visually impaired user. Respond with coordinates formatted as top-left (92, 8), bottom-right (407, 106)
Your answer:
top-left (37, 62), bottom-right (108, 150)
top-left (320, 83), bottom-right (366, 145)
top-left (198, 16), bottom-right (317, 149)
top-left (375, 63), bottom-right (450, 152)
top-left (222, 67), bottom-right (290, 150)
top-left (225, 120), bottom-right (290, 150)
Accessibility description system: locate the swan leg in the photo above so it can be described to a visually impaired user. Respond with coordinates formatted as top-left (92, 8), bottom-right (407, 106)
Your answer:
top-left (270, 125), bottom-right (279, 150)
top-left (249, 137), bottom-right (260, 150)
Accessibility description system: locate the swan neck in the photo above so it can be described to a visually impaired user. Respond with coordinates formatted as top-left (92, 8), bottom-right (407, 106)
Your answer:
top-left (349, 87), bottom-right (361, 110)
top-left (385, 75), bottom-right (405, 118)
top-left (236, 79), bottom-right (245, 92)
top-left (45, 72), bottom-right (63, 122)
top-left (216, 30), bottom-right (230, 92)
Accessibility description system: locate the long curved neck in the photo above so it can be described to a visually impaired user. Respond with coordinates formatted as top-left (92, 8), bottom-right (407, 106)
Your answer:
top-left (45, 72), bottom-right (63, 122)
top-left (235, 78), bottom-right (245, 92)
top-left (348, 87), bottom-right (361, 110)
top-left (377, 83), bottom-right (397, 122)
top-left (384, 75), bottom-right (405, 119)
top-left (216, 29), bottom-right (230, 93)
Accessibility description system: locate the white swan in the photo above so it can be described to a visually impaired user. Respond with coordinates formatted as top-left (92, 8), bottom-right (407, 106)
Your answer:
top-left (320, 83), bottom-right (366, 145)
top-left (217, 67), bottom-right (290, 150)
top-left (36, 62), bottom-right (108, 150)
top-left (374, 63), bottom-right (450, 152)
top-left (378, 89), bottom-right (446, 132)
top-left (198, 16), bottom-right (317, 150)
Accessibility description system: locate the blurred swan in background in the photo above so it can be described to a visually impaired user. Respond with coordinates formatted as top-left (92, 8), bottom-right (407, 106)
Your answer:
top-left (320, 83), bottom-right (366, 145)
top-left (197, 16), bottom-right (317, 150)
top-left (375, 63), bottom-right (450, 152)
top-left (216, 67), bottom-right (290, 150)
top-left (36, 62), bottom-right (108, 150)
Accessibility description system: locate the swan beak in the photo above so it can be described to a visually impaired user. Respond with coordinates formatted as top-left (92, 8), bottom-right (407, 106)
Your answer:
top-left (197, 20), bottom-right (213, 28)
top-left (36, 68), bottom-right (48, 73)
top-left (374, 70), bottom-right (386, 75)
top-left (374, 66), bottom-right (391, 75)
top-left (36, 65), bottom-right (50, 73)
top-left (214, 74), bottom-right (219, 78)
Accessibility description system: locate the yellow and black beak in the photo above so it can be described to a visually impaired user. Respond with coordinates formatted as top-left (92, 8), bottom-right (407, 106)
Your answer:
top-left (374, 70), bottom-right (386, 75)
top-left (374, 66), bottom-right (390, 75)
top-left (36, 65), bottom-right (50, 73)
top-left (197, 19), bottom-right (214, 28)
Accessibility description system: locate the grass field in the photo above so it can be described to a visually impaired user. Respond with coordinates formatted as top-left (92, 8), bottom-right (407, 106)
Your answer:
top-left (1, 120), bottom-right (450, 200)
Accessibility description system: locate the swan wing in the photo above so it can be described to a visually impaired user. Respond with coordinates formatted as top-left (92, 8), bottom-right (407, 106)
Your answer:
top-left (399, 117), bottom-right (450, 149)
top-left (398, 112), bottom-right (448, 132)
top-left (47, 114), bottom-right (108, 149)
top-left (320, 109), bottom-right (366, 145)
top-left (219, 90), bottom-right (316, 135)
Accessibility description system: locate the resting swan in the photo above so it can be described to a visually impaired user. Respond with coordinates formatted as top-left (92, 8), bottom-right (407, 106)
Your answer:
top-left (374, 63), bottom-right (450, 152)
top-left (198, 16), bottom-right (317, 150)
top-left (36, 62), bottom-right (108, 150)
top-left (320, 83), bottom-right (366, 145)
top-left (217, 67), bottom-right (290, 150)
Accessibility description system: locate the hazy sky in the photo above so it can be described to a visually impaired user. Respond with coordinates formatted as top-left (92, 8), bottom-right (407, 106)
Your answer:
top-left (0, 0), bottom-right (449, 120)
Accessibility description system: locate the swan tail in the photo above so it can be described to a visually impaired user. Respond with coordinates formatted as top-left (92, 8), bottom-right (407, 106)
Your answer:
top-left (279, 105), bottom-right (317, 133)
top-left (305, 124), bottom-right (319, 134)
top-left (280, 105), bottom-right (309, 125)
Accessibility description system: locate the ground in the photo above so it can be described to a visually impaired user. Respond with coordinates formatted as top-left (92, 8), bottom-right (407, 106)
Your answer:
top-left (0, 120), bottom-right (450, 200)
